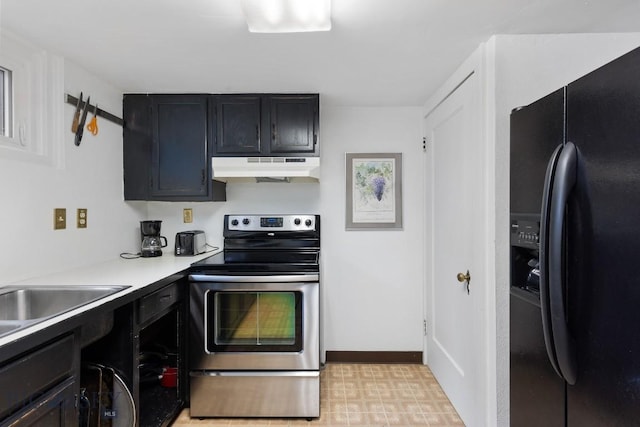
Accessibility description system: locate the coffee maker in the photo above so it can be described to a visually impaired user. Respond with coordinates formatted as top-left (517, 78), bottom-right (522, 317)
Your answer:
top-left (140, 220), bottom-right (168, 257)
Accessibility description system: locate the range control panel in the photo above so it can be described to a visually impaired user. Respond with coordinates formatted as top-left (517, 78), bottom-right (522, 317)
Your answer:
top-left (227, 215), bottom-right (317, 232)
top-left (510, 218), bottom-right (540, 249)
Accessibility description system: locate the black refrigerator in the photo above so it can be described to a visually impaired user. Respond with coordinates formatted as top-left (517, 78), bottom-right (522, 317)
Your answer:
top-left (510, 45), bottom-right (640, 426)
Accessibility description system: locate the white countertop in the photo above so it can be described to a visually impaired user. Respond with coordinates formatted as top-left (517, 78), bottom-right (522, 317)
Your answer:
top-left (0, 249), bottom-right (220, 348)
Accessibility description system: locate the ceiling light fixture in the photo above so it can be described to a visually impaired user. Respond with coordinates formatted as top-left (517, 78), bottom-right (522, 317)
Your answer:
top-left (240, 0), bottom-right (331, 33)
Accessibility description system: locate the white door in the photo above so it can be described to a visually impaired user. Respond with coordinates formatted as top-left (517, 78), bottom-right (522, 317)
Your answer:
top-left (423, 71), bottom-right (485, 425)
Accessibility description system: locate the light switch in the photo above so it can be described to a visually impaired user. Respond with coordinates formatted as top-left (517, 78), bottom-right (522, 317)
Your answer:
top-left (54, 208), bottom-right (66, 230)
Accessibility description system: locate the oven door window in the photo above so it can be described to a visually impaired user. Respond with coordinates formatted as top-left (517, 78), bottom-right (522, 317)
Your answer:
top-left (207, 291), bottom-right (303, 352)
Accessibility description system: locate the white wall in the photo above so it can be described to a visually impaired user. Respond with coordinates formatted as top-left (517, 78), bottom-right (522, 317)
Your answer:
top-left (0, 56), bottom-right (145, 284)
top-left (145, 106), bottom-right (426, 353)
top-left (141, 182), bottom-right (321, 252)
top-left (486, 32), bottom-right (640, 426)
top-left (319, 107), bottom-right (424, 352)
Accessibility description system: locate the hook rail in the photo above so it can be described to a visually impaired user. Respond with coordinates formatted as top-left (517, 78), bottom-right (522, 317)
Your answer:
top-left (65, 93), bottom-right (123, 126)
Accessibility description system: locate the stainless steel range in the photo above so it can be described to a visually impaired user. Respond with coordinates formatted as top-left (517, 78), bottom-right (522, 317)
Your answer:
top-left (188, 214), bottom-right (320, 418)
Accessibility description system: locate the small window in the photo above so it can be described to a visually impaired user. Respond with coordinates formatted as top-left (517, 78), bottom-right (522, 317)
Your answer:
top-left (0, 66), bottom-right (11, 138)
top-left (0, 31), bottom-right (64, 167)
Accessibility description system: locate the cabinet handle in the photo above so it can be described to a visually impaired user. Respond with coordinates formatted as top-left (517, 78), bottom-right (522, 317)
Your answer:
top-left (201, 169), bottom-right (205, 185)
top-left (256, 125), bottom-right (259, 142)
top-left (272, 123), bottom-right (276, 140)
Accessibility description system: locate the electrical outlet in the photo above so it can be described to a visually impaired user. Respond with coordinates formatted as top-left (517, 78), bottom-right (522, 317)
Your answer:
top-left (183, 208), bottom-right (193, 223)
top-left (77, 208), bottom-right (87, 228)
top-left (54, 208), bottom-right (66, 230)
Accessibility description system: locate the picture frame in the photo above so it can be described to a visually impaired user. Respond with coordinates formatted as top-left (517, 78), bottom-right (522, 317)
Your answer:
top-left (345, 152), bottom-right (403, 230)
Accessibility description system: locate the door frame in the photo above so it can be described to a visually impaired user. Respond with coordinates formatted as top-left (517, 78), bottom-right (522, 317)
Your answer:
top-left (422, 43), bottom-right (496, 426)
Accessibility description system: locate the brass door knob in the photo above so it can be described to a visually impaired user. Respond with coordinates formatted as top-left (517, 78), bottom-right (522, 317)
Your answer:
top-left (457, 271), bottom-right (470, 283)
top-left (457, 270), bottom-right (471, 294)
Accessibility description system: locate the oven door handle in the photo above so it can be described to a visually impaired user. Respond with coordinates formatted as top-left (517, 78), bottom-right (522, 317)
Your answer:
top-left (189, 274), bottom-right (319, 283)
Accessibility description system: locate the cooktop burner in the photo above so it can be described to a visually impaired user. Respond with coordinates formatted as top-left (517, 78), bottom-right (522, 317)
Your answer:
top-left (190, 251), bottom-right (319, 274)
top-left (190, 214), bottom-right (320, 275)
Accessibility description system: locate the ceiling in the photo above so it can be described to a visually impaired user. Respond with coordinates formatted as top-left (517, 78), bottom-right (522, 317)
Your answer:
top-left (1, 0), bottom-right (640, 106)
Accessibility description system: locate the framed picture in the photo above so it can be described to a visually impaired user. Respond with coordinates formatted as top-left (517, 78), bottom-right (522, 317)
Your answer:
top-left (345, 152), bottom-right (402, 230)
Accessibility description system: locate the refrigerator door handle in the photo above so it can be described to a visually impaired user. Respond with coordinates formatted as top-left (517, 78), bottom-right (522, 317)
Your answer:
top-left (548, 141), bottom-right (578, 385)
top-left (539, 143), bottom-right (564, 379)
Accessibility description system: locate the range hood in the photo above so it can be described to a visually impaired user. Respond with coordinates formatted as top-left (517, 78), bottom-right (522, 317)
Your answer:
top-left (212, 157), bottom-right (320, 180)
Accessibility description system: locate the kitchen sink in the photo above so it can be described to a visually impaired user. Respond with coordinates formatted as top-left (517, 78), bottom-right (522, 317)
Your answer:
top-left (0, 285), bottom-right (129, 337)
top-left (0, 322), bottom-right (23, 336)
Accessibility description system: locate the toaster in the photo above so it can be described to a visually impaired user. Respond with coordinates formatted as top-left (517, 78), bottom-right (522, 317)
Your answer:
top-left (175, 230), bottom-right (207, 256)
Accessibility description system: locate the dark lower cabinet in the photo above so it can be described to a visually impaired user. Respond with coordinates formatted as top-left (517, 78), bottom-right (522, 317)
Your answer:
top-left (81, 281), bottom-right (186, 427)
top-left (81, 304), bottom-right (136, 427)
top-left (76, 280), bottom-right (187, 427)
top-left (137, 282), bottom-right (186, 427)
top-left (1, 378), bottom-right (77, 427)
top-left (0, 335), bottom-right (78, 427)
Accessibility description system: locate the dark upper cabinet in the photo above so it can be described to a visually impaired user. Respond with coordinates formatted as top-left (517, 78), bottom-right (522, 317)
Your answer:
top-left (212, 94), bottom-right (319, 157)
top-left (151, 95), bottom-right (208, 198)
top-left (123, 94), bottom-right (152, 200)
top-left (123, 94), bottom-right (226, 202)
top-left (214, 95), bottom-right (263, 155)
top-left (269, 94), bottom-right (319, 155)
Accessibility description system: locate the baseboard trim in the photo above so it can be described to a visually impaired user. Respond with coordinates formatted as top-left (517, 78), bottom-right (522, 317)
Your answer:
top-left (325, 351), bottom-right (423, 364)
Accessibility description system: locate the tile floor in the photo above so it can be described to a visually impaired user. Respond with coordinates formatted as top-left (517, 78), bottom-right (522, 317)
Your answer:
top-left (171, 363), bottom-right (464, 426)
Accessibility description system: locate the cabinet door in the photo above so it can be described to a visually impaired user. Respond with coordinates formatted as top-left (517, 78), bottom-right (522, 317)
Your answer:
top-left (213, 95), bottom-right (262, 155)
top-left (0, 335), bottom-right (76, 421)
top-left (1, 378), bottom-right (77, 427)
top-left (269, 95), bottom-right (318, 156)
top-left (151, 95), bottom-right (210, 199)
top-left (123, 94), bottom-right (152, 200)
